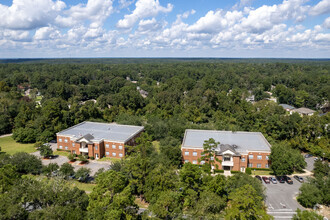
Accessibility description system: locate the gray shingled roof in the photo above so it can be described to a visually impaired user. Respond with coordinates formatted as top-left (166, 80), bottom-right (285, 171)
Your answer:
top-left (279, 104), bottom-right (295, 110)
top-left (292, 107), bottom-right (315, 114)
top-left (57, 121), bottom-right (144, 143)
top-left (182, 129), bottom-right (271, 153)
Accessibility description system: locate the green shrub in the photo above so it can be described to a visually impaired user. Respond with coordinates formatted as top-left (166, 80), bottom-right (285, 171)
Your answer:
top-left (68, 154), bottom-right (75, 162)
top-left (231, 171), bottom-right (240, 174)
top-left (252, 168), bottom-right (270, 171)
top-left (214, 169), bottom-right (224, 173)
top-left (90, 156), bottom-right (95, 160)
top-left (246, 168), bottom-right (252, 175)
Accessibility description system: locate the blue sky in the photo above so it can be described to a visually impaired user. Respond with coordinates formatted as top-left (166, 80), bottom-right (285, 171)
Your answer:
top-left (0, 0), bottom-right (329, 58)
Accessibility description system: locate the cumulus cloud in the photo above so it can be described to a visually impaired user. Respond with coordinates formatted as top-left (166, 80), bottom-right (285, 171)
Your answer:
top-left (323, 17), bottom-right (330, 28)
top-left (116, 0), bottom-right (173, 29)
top-left (310, 0), bottom-right (330, 16)
top-left (34, 27), bottom-right (61, 40)
top-left (0, 0), bottom-right (65, 30)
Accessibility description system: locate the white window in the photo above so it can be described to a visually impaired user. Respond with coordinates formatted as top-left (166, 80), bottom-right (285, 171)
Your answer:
top-left (65, 146), bottom-right (68, 150)
top-left (193, 152), bottom-right (197, 156)
top-left (59, 145), bottom-right (63, 149)
top-left (266, 156), bottom-right (269, 160)
top-left (72, 150), bottom-right (76, 154)
top-left (59, 138), bottom-right (62, 142)
top-left (210, 156), bottom-right (214, 161)
top-left (248, 163), bottom-right (253, 167)
top-left (112, 152), bottom-right (116, 156)
top-left (106, 144), bottom-right (109, 148)
top-left (64, 139), bottom-right (68, 143)
top-left (119, 145), bottom-right (123, 150)
top-left (72, 143), bottom-right (75, 147)
top-left (265, 164), bottom-right (269, 168)
top-left (119, 153), bottom-right (123, 157)
top-left (257, 155), bottom-right (262, 160)
top-left (192, 160), bottom-right (197, 164)
top-left (95, 146), bottom-right (98, 150)
top-left (112, 145), bottom-right (116, 149)
top-left (241, 157), bottom-right (246, 162)
top-left (185, 160), bottom-right (189, 163)
top-left (249, 155), bottom-right (254, 159)
top-left (257, 163), bottom-right (261, 168)
top-left (106, 152), bottom-right (109, 156)
top-left (185, 151), bottom-right (189, 156)
top-left (200, 160), bottom-right (205, 165)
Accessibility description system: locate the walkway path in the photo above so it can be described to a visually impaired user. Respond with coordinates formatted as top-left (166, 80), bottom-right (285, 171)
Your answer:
top-left (0, 133), bottom-right (13, 138)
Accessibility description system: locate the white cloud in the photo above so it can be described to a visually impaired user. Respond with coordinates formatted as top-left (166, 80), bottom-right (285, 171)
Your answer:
top-left (118, 0), bottom-right (135, 9)
top-left (0, 0), bottom-right (66, 30)
top-left (1, 29), bottom-right (31, 41)
top-left (310, 0), bottom-right (330, 16)
top-left (34, 27), bottom-right (60, 40)
top-left (323, 17), bottom-right (330, 28)
top-left (116, 0), bottom-right (173, 29)
top-left (315, 33), bottom-right (330, 41)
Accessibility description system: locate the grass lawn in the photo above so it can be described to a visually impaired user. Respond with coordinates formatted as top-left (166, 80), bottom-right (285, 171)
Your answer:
top-left (53, 150), bottom-right (71, 157)
top-left (252, 170), bottom-right (274, 176)
top-left (0, 136), bottom-right (36, 155)
top-left (97, 157), bottom-right (121, 163)
top-left (69, 180), bottom-right (96, 193)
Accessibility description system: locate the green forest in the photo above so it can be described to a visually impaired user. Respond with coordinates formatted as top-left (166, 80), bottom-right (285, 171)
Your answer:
top-left (0, 60), bottom-right (329, 219)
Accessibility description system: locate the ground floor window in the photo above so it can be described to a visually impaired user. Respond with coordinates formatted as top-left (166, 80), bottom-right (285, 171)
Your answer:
top-left (65, 146), bottom-right (68, 150)
top-left (248, 163), bottom-right (253, 167)
top-left (192, 160), bottom-right (197, 164)
top-left (112, 152), bottom-right (116, 157)
top-left (185, 160), bottom-right (189, 163)
top-left (240, 167), bottom-right (245, 172)
top-left (257, 163), bottom-right (261, 168)
top-left (265, 164), bottom-right (269, 168)
top-left (119, 153), bottom-right (123, 157)
top-left (59, 145), bottom-right (63, 149)
top-left (72, 150), bottom-right (76, 154)
top-left (95, 153), bottom-right (99, 159)
top-left (106, 152), bottom-right (109, 156)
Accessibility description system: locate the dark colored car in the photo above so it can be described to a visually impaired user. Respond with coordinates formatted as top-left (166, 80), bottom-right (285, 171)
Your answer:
top-left (284, 176), bottom-right (293, 184)
top-left (262, 176), bottom-right (270, 184)
top-left (304, 154), bottom-right (313, 158)
top-left (276, 176), bottom-right (285, 183)
top-left (270, 177), bottom-right (277, 184)
top-left (293, 175), bottom-right (304, 183)
top-left (255, 175), bottom-right (262, 182)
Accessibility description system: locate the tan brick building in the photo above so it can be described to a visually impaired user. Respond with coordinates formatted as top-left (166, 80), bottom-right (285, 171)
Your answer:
top-left (56, 121), bottom-right (144, 159)
top-left (181, 129), bottom-right (271, 173)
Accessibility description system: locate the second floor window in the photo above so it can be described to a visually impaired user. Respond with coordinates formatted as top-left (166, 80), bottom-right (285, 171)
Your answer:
top-left (59, 138), bottom-right (62, 142)
top-left (249, 155), bottom-right (254, 159)
top-left (112, 145), bottom-right (116, 149)
top-left (257, 155), bottom-right (262, 160)
top-left (241, 157), bottom-right (246, 162)
top-left (119, 145), bottom-right (123, 150)
top-left (64, 139), bottom-right (68, 143)
top-left (266, 156), bottom-right (269, 160)
top-left (95, 146), bottom-right (98, 150)
top-left (193, 152), bottom-right (197, 156)
top-left (105, 144), bottom-right (109, 148)
top-left (185, 151), bottom-right (189, 156)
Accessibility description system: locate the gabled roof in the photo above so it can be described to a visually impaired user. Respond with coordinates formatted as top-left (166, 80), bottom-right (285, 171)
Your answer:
top-left (279, 104), bottom-right (295, 110)
top-left (57, 121), bottom-right (144, 143)
top-left (292, 107), bottom-right (315, 114)
top-left (216, 144), bottom-right (241, 156)
top-left (182, 129), bottom-right (271, 153)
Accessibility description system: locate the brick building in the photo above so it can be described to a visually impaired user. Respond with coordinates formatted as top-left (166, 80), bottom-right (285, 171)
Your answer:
top-left (181, 129), bottom-right (271, 173)
top-left (56, 121), bottom-right (144, 159)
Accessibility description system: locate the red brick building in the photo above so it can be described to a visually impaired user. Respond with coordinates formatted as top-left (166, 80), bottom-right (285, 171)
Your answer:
top-left (56, 121), bottom-right (144, 159)
top-left (181, 129), bottom-right (271, 173)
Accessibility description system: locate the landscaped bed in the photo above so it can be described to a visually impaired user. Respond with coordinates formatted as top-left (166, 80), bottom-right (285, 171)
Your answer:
top-left (0, 136), bottom-right (36, 155)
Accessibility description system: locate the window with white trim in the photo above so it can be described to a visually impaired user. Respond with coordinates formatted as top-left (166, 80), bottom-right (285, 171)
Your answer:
top-left (210, 156), bottom-right (214, 161)
top-left (112, 145), bottom-right (116, 149)
top-left (59, 138), bottom-right (62, 142)
top-left (193, 152), bottom-right (197, 156)
top-left (192, 160), bottom-right (197, 164)
top-left (266, 156), bottom-right (269, 160)
top-left (64, 139), bottom-right (68, 143)
top-left (265, 164), bottom-right (269, 168)
top-left (248, 163), bottom-right (253, 167)
top-left (119, 153), bottom-right (123, 157)
top-left (249, 155), bottom-right (254, 159)
top-left (106, 152), bottom-right (109, 156)
top-left (185, 160), bottom-right (189, 163)
top-left (72, 150), bottom-right (76, 154)
top-left (59, 145), bottom-right (63, 149)
top-left (72, 143), bottom-right (75, 147)
top-left (112, 152), bottom-right (116, 156)
top-left (257, 163), bottom-right (261, 168)
top-left (95, 146), bottom-right (98, 150)
top-left (200, 160), bottom-right (205, 165)
top-left (119, 145), bottom-right (123, 150)
top-left (257, 155), bottom-right (262, 160)
top-left (185, 151), bottom-right (189, 156)
top-left (106, 144), bottom-right (109, 148)
top-left (65, 146), bottom-right (68, 150)
top-left (241, 157), bottom-right (246, 162)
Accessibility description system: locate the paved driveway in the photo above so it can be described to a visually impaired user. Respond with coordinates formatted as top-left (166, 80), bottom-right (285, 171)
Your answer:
top-left (305, 156), bottom-right (315, 172)
top-left (265, 177), bottom-right (305, 219)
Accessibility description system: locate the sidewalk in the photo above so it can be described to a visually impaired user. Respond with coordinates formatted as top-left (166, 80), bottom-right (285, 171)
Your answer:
top-left (0, 133), bottom-right (13, 138)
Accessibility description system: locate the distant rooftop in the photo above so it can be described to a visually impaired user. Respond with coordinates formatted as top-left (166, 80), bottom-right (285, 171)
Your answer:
top-left (57, 121), bottom-right (144, 143)
top-left (292, 107), bottom-right (316, 114)
top-left (279, 104), bottom-right (295, 110)
top-left (182, 129), bottom-right (271, 153)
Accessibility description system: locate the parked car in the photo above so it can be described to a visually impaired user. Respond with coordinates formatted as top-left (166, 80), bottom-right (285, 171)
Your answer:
top-left (314, 157), bottom-right (323, 161)
top-left (293, 175), bottom-right (304, 183)
top-left (270, 177), bottom-right (277, 184)
top-left (255, 175), bottom-right (262, 182)
top-left (284, 176), bottom-right (293, 184)
top-left (304, 154), bottom-right (313, 158)
top-left (276, 176), bottom-right (285, 183)
top-left (262, 176), bottom-right (270, 184)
